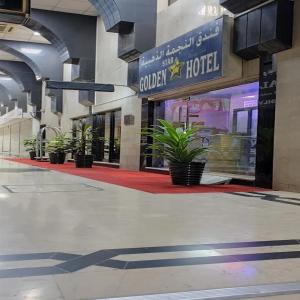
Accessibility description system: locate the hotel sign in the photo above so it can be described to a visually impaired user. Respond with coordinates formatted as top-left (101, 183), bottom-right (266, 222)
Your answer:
top-left (139, 18), bottom-right (224, 98)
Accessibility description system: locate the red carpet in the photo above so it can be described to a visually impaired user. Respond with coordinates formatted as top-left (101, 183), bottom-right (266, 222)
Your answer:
top-left (4, 158), bottom-right (267, 194)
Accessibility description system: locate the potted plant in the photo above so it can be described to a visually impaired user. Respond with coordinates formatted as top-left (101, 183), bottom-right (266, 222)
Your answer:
top-left (73, 122), bottom-right (94, 168)
top-left (143, 120), bottom-right (208, 186)
top-left (23, 137), bottom-right (37, 160)
top-left (46, 133), bottom-right (70, 164)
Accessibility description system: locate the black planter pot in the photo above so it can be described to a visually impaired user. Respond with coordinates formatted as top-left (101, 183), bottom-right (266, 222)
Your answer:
top-left (29, 151), bottom-right (36, 160)
top-left (49, 152), bottom-right (66, 164)
top-left (56, 152), bottom-right (66, 164)
top-left (75, 154), bottom-right (94, 168)
top-left (169, 162), bottom-right (206, 186)
top-left (49, 152), bottom-right (57, 164)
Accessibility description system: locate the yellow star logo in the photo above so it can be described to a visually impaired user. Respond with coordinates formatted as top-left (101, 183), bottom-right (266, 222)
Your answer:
top-left (169, 58), bottom-right (185, 80)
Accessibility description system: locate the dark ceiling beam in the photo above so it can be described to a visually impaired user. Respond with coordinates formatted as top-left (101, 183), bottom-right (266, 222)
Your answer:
top-left (46, 81), bottom-right (115, 92)
top-left (0, 77), bottom-right (27, 112)
top-left (0, 41), bottom-right (64, 116)
top-left (24, 9), bottom-right (97, 81)
top-left (0, 7), bottom-right (97, 81)
top-left (0, 65), bottom-right (24, 92)
top-left (219, 0), bottom-right (269, 14)
top-left (0, 61), bottom-right (43, 112)
top-left (89, 0), bottom-right (157, 62)
top-left (0, 40), bottom-right (63, 81)
top-left (0, 42), bottom-right (42, 80)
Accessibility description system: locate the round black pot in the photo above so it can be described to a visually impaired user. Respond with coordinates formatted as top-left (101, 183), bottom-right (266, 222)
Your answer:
top-left (56, 152), bottom-right (66, 164)
top-left (75, 154), bottom-right (94, 168)
top-left (29, 151), bottom-right (36, 160)
top-left (49, 152), bottom-right (57, 164)
top-left (169, 162), bottom-right (206, 186)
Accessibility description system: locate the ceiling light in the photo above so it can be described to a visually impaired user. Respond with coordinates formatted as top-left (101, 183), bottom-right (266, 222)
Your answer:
top-left (243, 95), bottom-right (256, 99)
top-left (0, 77), bottom-right (12, 81)
top-left (20, 48), bottom-right (42, 55)
top-left (33, 31), bottom-right (41, 36)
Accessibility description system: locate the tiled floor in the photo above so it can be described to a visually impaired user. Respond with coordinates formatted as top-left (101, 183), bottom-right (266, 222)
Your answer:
top-left (0, 158), bottom-right (299, 299)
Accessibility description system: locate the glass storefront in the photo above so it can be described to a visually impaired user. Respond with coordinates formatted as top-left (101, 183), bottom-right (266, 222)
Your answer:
top-left (149, 82), bottom-right (259, 176)
top-left (73, 109), bottom-right (121, 164)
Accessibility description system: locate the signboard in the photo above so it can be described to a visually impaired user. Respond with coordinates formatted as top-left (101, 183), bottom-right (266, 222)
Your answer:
top-left (139, 18), bottom-right (224, 98)
top-left (124, 115), bottom-right (135, 126)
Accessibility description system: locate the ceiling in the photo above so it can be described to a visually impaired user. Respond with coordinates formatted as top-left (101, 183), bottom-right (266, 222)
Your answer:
top-left (0, 1), bottom-right (99, 46)
top-left (31, 0), bottom-right (98, 16)
top-left (0, 23), bottom-right (49, 44)
top-left (0, 50), bottom-right (20, 61)
top-left (0, 0), bottom-right (98, 74)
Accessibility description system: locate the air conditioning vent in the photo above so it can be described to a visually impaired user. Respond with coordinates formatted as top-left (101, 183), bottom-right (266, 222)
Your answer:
top-left (0, 23), bottom-right (7, 33)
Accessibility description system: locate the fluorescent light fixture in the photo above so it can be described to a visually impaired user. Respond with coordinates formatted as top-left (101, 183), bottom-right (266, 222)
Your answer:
top-left (20, 48), bottom-right (42, 55)
top-left (243, 95), bottom-right (256, 99)
top-left (33, 31), bottom-right (41, 36)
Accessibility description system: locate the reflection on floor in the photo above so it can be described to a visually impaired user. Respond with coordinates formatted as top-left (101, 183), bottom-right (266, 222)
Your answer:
top-left (0, 158), bottom-right (299, 300)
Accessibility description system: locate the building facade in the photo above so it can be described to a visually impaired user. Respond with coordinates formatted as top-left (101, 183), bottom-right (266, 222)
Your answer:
top-left (0, 0), bottom-right (299, 191)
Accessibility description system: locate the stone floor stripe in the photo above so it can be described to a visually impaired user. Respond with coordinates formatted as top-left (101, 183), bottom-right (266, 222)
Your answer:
top-left (100, 282), bottom-right (300, 300)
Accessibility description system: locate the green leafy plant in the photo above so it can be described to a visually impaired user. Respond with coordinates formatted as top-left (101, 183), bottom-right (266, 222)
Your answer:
top-left (73, 122), bottom-right (93, 155)
top-left (46, 133), bottom-right (71, 154)
top-left (143, 119), bottom-right (208, 164)
top-left (23, 137), bottom-right (37, 152)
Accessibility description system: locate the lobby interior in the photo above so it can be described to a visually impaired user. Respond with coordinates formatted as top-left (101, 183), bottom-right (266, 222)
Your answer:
top-left (0, 0), bottom-right (299, 300)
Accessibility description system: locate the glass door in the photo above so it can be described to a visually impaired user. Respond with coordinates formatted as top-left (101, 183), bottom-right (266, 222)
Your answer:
top-left (92, 114), bottom-right (105, 161)
top-left (92, 109), bottom-right (121, 163)
top-left (110, 110), bottom-right (121, 163)
top-left (233, 108), bottom-right (258, 136)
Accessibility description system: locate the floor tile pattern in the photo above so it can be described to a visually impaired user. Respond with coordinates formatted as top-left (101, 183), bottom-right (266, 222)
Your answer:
top-left (0, 158), bottom-right (299, 299)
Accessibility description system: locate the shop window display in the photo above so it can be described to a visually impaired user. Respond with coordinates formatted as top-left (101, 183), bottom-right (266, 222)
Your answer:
top-left (151, 82), bottom-right (259, 176)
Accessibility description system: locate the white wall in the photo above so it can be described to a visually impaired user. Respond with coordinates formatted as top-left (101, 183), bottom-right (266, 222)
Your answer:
top-left (157, 0), bottom-right (232, 46)
top-left (0, 118), bottom-right (33, 157)
top-left (157, 0), bottom-right (168, 13)
top-left (61, 64), bottom-right (89, 134)
top-left (3, 126), bottom-right (10, 153)
top-left (273, 0), bottom-right (300, 192)
top-left (40, 82), bottom-right (59, 133)
top-left (94, 17), bottom-right (141, 170)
